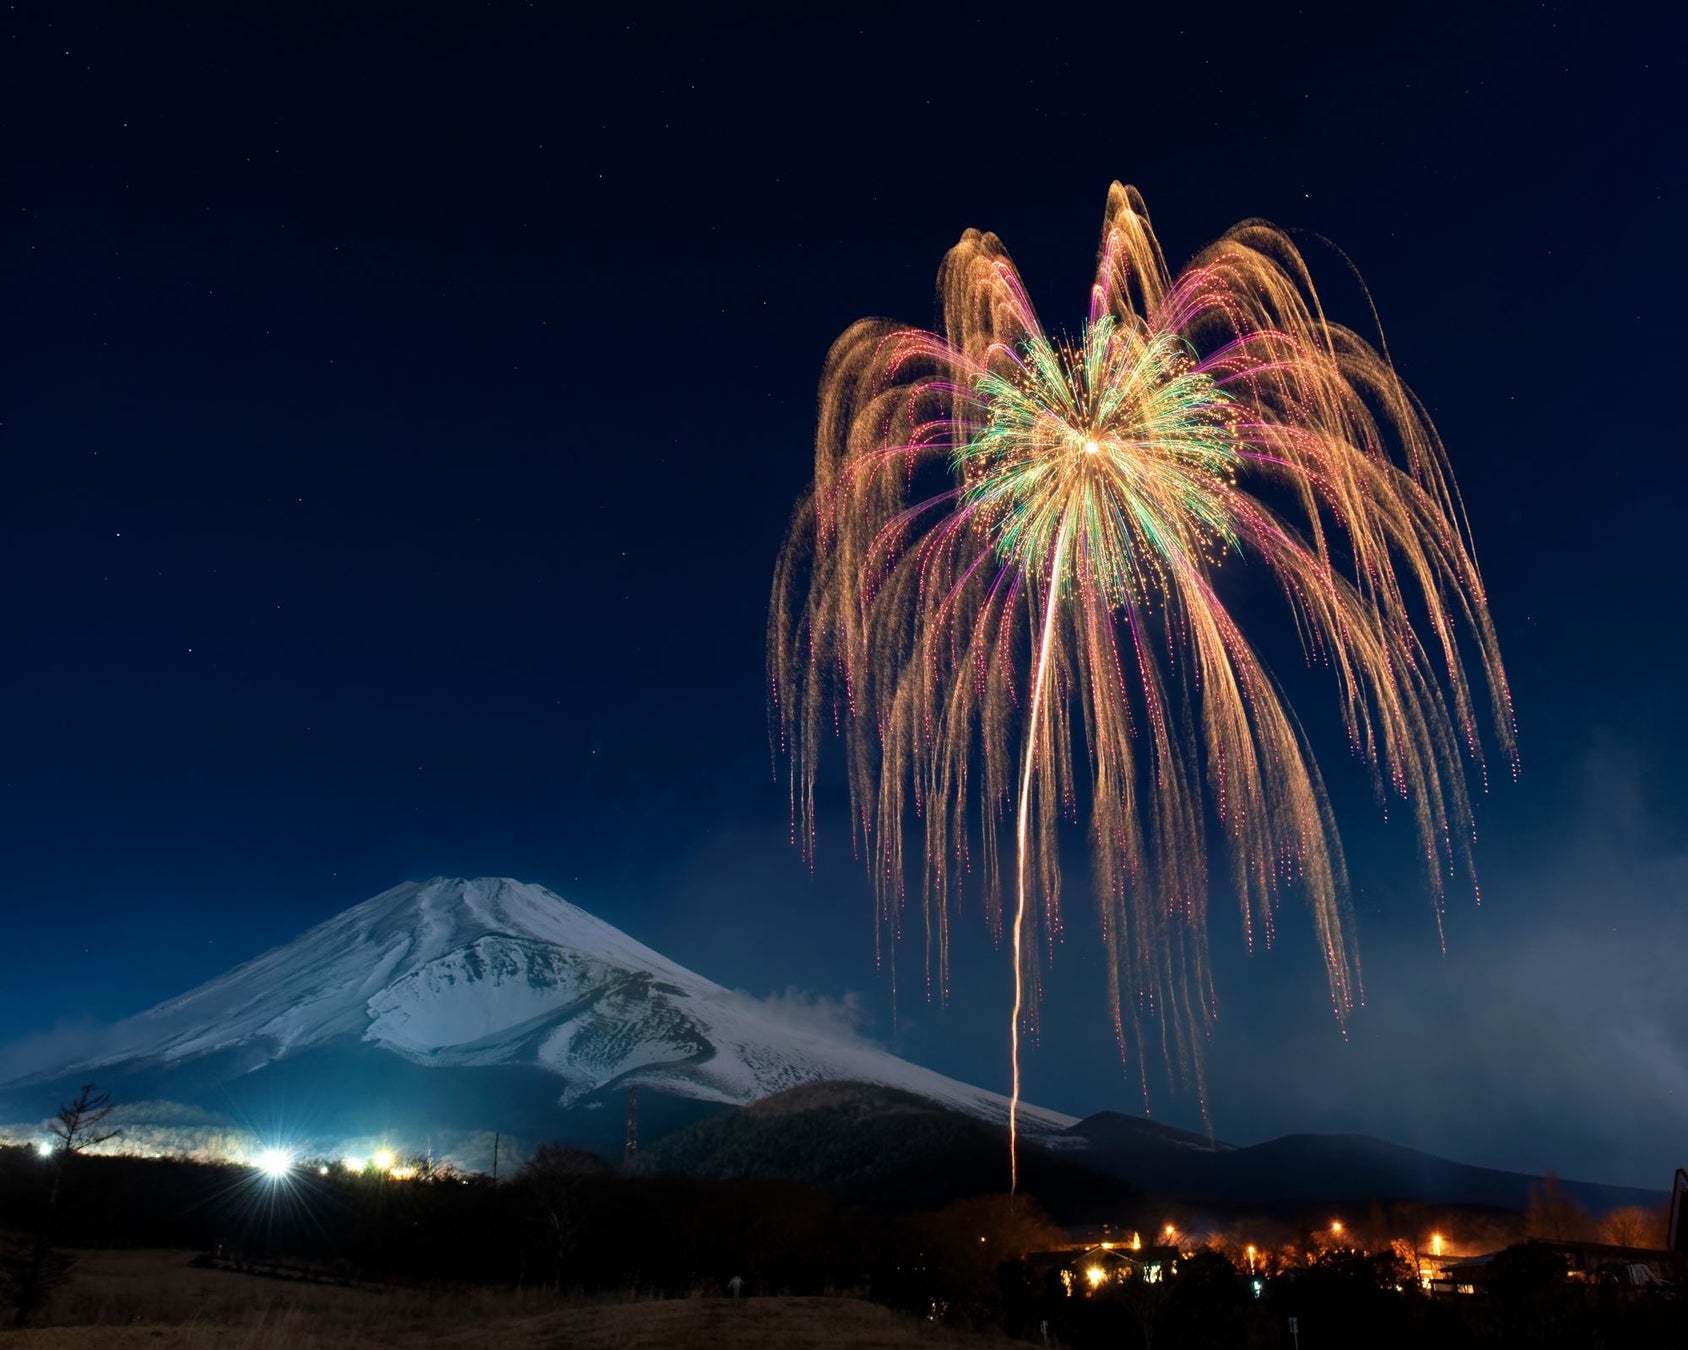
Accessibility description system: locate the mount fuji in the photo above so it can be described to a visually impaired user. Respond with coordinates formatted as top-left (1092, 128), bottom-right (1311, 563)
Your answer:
top-left (0, 877), bottom-right (1073, 1167)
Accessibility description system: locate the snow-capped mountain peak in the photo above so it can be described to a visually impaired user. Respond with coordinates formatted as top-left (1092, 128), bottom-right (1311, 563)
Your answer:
top-left (29, 877), bottom-right (1074, 1135)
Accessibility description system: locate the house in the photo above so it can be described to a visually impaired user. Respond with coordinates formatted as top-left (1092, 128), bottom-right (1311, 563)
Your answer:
top-left (1426, 1239), bottom-right (1684, 1295)
top-left (1025, 1242), bottom-right (1183, 1296)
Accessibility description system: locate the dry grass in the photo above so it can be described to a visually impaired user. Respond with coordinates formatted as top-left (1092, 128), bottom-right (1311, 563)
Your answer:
top-left (0, 1249), bottom-right (996, 1348)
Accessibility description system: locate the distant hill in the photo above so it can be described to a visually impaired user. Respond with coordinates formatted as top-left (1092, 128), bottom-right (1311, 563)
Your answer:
top-left (644, 1082), bottom-right (1143, 1222)
top-left (642, 1088), bottom-right (1665, 1221)
top-left (1059, 1111), bottom-right (1664, 1216)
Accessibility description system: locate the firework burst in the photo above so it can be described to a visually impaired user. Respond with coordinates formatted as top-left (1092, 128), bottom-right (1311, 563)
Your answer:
top-left (770, 184), bottom-right (1514, 1188)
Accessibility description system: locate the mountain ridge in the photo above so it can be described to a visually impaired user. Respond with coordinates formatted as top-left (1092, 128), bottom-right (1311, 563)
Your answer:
top-left (643, 1084), bottom-right (1666, 1219)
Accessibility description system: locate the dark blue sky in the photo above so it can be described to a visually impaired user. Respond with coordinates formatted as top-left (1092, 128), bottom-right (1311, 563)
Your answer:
top-left (1, 3), bottom-right (1682, 1186)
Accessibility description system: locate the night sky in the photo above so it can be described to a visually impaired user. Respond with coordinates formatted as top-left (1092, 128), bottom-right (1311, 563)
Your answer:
top-left (2, 4), bottom-right (1682, 1187)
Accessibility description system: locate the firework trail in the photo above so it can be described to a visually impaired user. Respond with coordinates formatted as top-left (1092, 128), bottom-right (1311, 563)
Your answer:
top-left (770, 184), bottom-right (1514, 1190)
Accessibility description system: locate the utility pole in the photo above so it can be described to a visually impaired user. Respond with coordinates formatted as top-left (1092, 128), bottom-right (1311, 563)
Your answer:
top-left (624, 1087), bottom-right (638, 1171)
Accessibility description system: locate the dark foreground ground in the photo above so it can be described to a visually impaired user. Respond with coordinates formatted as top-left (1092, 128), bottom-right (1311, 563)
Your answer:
top-left (0, 1247), bottom-right (994, 1349)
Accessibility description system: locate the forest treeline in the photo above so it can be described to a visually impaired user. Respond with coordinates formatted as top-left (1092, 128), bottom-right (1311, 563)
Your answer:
top-left (0, 1140), bottom-right (1680, 1347)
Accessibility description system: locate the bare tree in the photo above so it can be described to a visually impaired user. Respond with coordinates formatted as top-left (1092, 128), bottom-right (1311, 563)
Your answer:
top-left (1600, 1205), bottom-right (1665, 1250)
top-left (516, 1143), bottom-right (609, 1292)
top-left (47, 1083), bottom-right (119, 1159)
top-left (7, 1083), bottom-right (121, 1325)
top-left (1525, 1173), bottom-right (1593, 1242)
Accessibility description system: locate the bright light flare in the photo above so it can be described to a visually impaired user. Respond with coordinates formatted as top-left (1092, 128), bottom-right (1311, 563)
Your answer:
top-left (372, 1148), bottom-right (396, 1172)
top-left (1085, 1265), bottom-right (1107, 1288)
top-left (255, 1147), bottom-right (293, 1179)
top-left (342, 1155), bottom-right (365, 1172)
top-left (1430, 1233), bottom-right (1445, 1257)
top-left (34, 1140), bottom-right (53, 1159)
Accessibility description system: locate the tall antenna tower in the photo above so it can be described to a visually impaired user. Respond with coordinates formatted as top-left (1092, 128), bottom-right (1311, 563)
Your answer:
top-left (1670, 1168), bottom-right (1687, 1254)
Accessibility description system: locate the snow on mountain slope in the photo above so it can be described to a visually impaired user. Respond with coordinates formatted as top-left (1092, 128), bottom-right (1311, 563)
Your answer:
top-left (38, 877), bottom-right (1075, 1135)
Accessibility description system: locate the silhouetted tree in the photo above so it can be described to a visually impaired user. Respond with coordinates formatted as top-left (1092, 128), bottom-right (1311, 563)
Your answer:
top-left (1273, 1248), bottom-right (1414, 1350)
top-left (1525, 1173), bottom-right (1593, 1242)
top-left (1162, 1248), bottom-right (1249, 1350)
top-left (7, 1083), bottom-right (120, 1324)
top-left (916, 1195), bottom-right (1063, 1327)
top-left (48, 1083), bottom-right (119, 1160)
top-left (514, 1143), bottom-right (610, 1290)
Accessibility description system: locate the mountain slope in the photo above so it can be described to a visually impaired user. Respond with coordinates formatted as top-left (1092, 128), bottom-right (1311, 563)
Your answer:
top-left (645, 1082), bottom-right (1143, 1221)
top-left (0, 877), bottom-right (1074, 1160)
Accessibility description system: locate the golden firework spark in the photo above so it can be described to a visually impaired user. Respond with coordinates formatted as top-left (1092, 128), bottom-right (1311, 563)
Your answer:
top-left (770, 183), bottom-right (1514, 1189)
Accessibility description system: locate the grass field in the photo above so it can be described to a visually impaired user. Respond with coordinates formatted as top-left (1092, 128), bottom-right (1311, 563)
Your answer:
top-left (0, 1248), bottom-right (997, 1348)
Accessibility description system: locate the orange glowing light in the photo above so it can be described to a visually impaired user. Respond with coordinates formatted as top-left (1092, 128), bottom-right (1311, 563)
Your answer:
top-left (1085, 1266), bottom-right (1107, 1288)
top-left (1431, 1233), bottom-right (1444, 1257)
